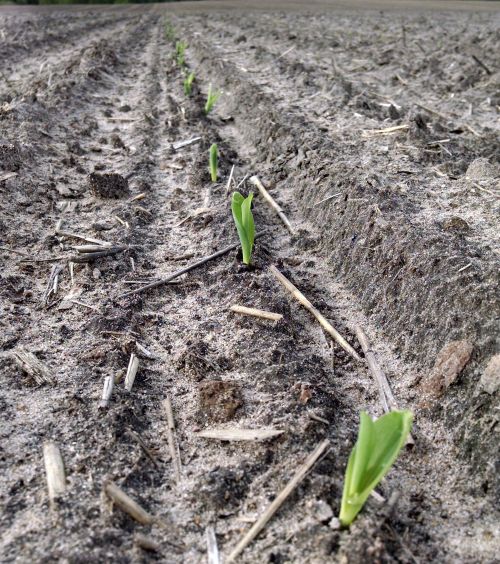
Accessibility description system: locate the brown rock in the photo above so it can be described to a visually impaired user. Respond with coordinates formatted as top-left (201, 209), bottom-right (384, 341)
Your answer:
top-left (479, 355), bottom-right (500, 395)
top-left (89, 172), bottom-right (128, 198)
top-left (198, 380), bottom-right (242, 422)
top-left (422, 340), bottom-right (473, 397)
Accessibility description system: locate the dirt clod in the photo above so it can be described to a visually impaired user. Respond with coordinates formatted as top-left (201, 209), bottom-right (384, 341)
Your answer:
top-left (422, 340), bottom-right (474, 397)
top-left (479, 354), bottom-right (500, 395)
top-left (88, 172), bottom-right (129, 198)
top-left (198, 380), bottom-right (243, 422)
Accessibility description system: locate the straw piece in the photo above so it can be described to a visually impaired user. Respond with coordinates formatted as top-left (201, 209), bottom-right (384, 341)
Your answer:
top-left (362, 124), bottom-right (409, 137)
top-left (43, 442), bottom-right (66, 502)
top-left (163, 397), bottom-right (181, 483)
top-left (226, 439), bottom-right (330, 562)
top-left (104, 481), bottom-right (154, 525)
top-left (249, 176), bottom-right (294, 234)
top-left (194, 428), bottom-right (284, 441)
top-left (354, 325), bottom-right (414, 446)
top-left (100, 376), bottom-right (114, 408)
top-left (230, 305), bottom-right (283, 322)
top-left (124, 353), bottom-right (139, 392)
top-left (11, 348), bottom-right (53, 385)
top-left (118, 232), bottom-right (266, 299)
top-left (269, 266), bottom-right (361, 362)
top-left (206, 526), bottom-right (220, 564)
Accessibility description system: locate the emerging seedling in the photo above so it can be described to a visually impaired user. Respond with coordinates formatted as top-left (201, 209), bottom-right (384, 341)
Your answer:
top-left (175, 41), bottom-right (187, 67)
top-left (184, 71), bottom-right (195, 96)
top-left (339, 410), bottom-right (413, 527)
top-left (231, 191), bottom-right (255, 265)
top-left (204, 84), bottom-right (220, 114)
top-left (164, 20), bottom-right (175, 42)
top-left (209, 144), bottom-right (218, 183)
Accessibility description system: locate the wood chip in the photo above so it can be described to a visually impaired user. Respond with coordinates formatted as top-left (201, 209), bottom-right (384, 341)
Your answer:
top-left (194, 428), bottom-right (284, 441)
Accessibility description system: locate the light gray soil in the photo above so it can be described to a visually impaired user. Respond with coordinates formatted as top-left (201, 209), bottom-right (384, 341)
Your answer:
top-left (0, 2), bottom-right (498, 563)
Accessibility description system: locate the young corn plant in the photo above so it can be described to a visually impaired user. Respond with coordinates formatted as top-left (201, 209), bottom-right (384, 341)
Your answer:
top-left (184, 71), bottom-right (195, 96)
top-left (209, 144), bottom-right (218, 183)
top-left (164, 20), bottom-right (175, 42)
top-left (231, 191), bottom-right (255, 265)
top-left (204, 84), bottom-right (220, 114)
top-left (339, 410), bottom-right (413, 526)
top-left (175, 41), bottom-right (187, 67)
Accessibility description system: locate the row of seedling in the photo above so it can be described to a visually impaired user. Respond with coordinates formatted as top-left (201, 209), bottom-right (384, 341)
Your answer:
top-left (164, 19), bottom-right (413, 528)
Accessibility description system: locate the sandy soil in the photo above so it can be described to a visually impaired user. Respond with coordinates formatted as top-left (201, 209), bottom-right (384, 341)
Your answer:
top-left (0, 2), bottom-right (499, 563)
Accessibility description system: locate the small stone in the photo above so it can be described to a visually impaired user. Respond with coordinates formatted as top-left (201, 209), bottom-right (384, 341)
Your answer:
top-left (329, 517), bottom-right (341, 530)
top-left (465, 158), bottom-right (498, 182)
top-left (198, 380), bottom-right (242, 422)
top-left (311, 499), bottom-right (334, 523)
top-left (422, 340), bottom-right (473, 397)
top-left (479, 355), bottom-right (500, 395)
top-left (89, 172), bottom-right (128, 199)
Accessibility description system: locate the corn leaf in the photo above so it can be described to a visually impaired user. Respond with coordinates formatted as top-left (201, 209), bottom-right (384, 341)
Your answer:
top-left (231, 191), bottom-right (254, 265)
top-left (209, 144), bottom-right (218, 182)
top-left (339, 410), bottom-right (413, 526)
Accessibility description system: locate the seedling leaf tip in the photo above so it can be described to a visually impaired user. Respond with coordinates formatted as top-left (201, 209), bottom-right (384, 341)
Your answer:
top-left (209, 144), bottom-right (218, 183)
top-left (339, 410), bottom-right (413, 526)
top-left (231, 191), bottom-right (255, 265)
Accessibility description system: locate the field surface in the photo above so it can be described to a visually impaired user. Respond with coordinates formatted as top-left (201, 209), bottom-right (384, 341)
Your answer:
top-left (0, 1), bottom-right (499, 562)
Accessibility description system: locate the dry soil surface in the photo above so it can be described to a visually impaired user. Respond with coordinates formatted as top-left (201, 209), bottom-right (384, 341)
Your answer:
top-left (0, 2), bottom-right (499, 563)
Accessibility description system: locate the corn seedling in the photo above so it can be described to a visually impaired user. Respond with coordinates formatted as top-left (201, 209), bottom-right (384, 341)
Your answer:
top-left (231, 192), bottom-right (255, 265)
top-left (339, 410), bottom-right (413, 526)
top-left (164, 20), bottom-right (175, 42)
top-left (175, 41), bottom-right (187, 67)
top-left (209, 144), bottom-right (218, 182)
top-left (204, 84), bottom-right (220, 114)
top-left (184, 71), bottom-right (195, 96)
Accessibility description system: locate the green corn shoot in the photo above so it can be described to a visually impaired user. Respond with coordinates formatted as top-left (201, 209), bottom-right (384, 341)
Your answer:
top-left (164, 20), bottom-right (175, 42)
top-left (175, 41), bottom-right (187, 67)
top-left (204, 84), bottom-right (220, 114)
top-left (209, 144), bottom-right (218, 183)
top-left (184, 72), bottom-right (195, 96)
top-left (339, 410), bottom-right (413, 526)
top-left (231, 191), bottom-right (255, 265)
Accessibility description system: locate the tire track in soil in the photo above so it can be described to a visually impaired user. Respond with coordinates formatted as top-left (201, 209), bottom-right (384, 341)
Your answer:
top-left (0, 13), bottom-right (194, 561)
top-left (0, 13), bottom-right (145, 101)
top-left (0, 9), bottom-right (137, 73)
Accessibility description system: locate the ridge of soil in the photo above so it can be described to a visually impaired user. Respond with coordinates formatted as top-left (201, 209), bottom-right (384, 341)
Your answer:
top-left (0, 3), bottom-right (499, 563)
